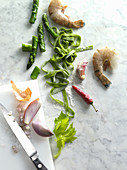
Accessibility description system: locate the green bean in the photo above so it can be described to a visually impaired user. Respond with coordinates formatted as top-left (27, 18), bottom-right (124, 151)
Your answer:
top-left (38, 23), bottom-right (46, 52)
top-left (29, 0), bottom-right (39, 24)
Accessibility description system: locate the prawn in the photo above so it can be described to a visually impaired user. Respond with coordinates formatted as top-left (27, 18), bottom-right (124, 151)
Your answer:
top-left (93, 47), bottom-right (119, 88)
top-left (48, 0), bottom-right (84, 28)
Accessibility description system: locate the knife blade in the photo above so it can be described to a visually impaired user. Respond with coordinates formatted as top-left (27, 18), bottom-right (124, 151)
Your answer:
top-left (0, 103), bottom-right (48, 170)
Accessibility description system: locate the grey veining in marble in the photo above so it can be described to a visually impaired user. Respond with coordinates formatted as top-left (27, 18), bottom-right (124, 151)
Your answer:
top-left (0, 0), bottom-right (127, 170)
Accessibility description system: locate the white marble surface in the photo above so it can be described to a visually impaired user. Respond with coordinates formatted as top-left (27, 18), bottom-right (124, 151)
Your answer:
top-left (0, 0), bottom-right (127, 170)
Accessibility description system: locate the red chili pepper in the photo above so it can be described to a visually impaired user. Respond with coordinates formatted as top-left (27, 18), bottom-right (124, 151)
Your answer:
top-left (72, 85), bottom-right (98, 112)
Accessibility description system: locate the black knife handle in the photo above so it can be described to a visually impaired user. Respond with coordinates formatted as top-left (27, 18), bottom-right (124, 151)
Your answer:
top-left (32, 157), bottom-right (48, 170)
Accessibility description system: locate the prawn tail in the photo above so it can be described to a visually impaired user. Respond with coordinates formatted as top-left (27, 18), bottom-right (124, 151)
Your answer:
top-left (99, 74), bottom-right (111, 88)
top-left (72, 20), bottom-right (85, 28)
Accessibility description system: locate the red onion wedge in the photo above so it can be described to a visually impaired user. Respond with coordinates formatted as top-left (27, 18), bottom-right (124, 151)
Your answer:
top-left (32, 121), bottom-right (54, 137)
top-left (23, 98), bottom-right (41, 125)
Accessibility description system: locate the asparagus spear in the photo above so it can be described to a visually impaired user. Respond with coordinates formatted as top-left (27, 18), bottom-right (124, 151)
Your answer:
top-left (31, 66), bottom-right (40, 79)
top-left (22, 43), bottom-right (32, 52)
top-left (27, 36), bottom-right (38, 70)
top-left (32, 36), bottom-right (38, 56)
top-left (29, 0), bottom-right (39, 24)
top-left (38, 23), bottom-right (46, 52)
top-left (42, 13), bottom-right (58, 39)
top-left (27, 53), bottom-right (35, 70)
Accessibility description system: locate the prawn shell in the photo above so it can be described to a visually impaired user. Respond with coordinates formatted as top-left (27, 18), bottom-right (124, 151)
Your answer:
top-left (10, 80), bottom-right (32, 101)
top-left (23, 98), bottom-right (41, 125)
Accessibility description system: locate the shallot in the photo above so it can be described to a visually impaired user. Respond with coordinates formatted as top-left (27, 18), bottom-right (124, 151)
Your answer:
top-left (23, 98), bottom-right (41, 124)
top-left (32, 121), bottom-right (53, 137)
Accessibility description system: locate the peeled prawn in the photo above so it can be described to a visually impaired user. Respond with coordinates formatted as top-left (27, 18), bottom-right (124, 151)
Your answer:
top-left (93, 47), bottom-right (119, 88)
top-left (48, 0), bottom-right (84, 28)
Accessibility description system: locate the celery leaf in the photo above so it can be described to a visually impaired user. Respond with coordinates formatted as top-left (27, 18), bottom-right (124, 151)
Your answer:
top-left (53, 112), bottom-right (77, 159)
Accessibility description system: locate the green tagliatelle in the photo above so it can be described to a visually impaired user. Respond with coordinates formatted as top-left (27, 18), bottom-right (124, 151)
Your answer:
top-left (41, 25), bottom-right (93, 118)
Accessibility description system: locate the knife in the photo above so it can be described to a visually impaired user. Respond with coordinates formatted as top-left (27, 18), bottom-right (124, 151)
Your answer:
top-left (0, 103), bottom-right (48, 170)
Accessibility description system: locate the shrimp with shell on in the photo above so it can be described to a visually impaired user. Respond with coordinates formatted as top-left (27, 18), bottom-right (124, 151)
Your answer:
top-left (48, 0), bottom-right (84, 28)
top-left (93, 47), bottom-right (119, 88)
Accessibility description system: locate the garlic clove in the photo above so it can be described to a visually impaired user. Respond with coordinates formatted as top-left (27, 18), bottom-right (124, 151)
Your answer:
top-left (76, 58), bottom-right (88, 80)
top-left (16, 103), bottom-right (26, 113)
top-left (23, 98), bottom-right (41, 125)
top-left (32, 121), bottom-right (54, 137)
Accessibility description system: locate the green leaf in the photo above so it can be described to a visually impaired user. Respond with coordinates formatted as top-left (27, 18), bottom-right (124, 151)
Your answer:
top-left (53, 112), bottom-right (77, 159)
top-left (53, 112), bottom-right (69, 135)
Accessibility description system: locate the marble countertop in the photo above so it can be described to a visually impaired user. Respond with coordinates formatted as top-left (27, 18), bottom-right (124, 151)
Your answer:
top-left (0, 0), bottom-right (127, 169)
